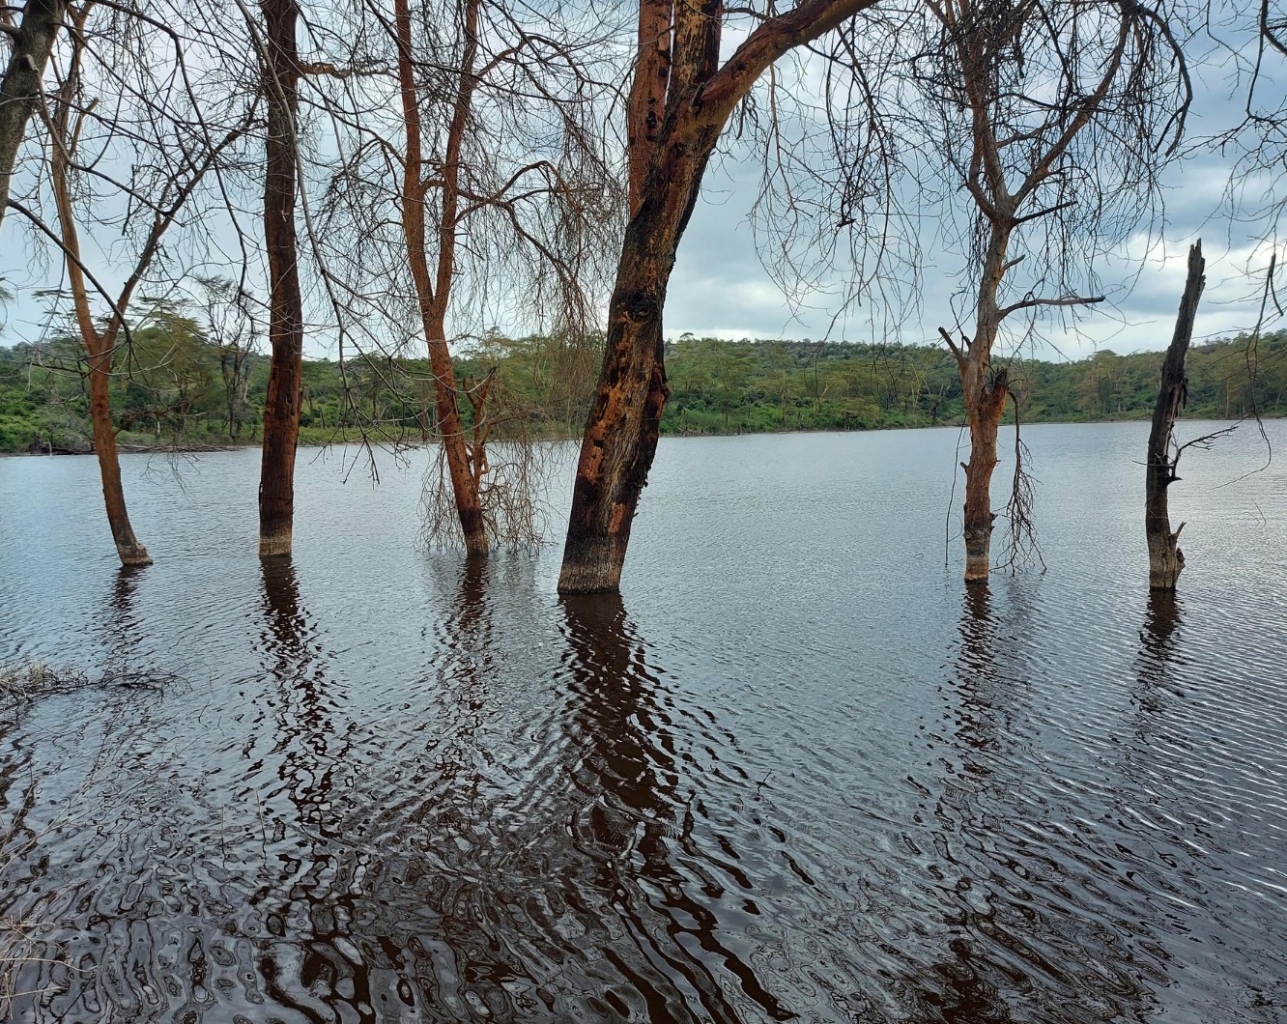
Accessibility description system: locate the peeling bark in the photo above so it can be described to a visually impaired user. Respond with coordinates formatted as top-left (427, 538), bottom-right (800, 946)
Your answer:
top-left (1146, 241), bottom-right (1204, 590)
top-left (258, 0), bottom-right (305, 558)
top-left (558, 0), bottom-right (880, 593)
top-left (0, 0), bottom-right (63, 239)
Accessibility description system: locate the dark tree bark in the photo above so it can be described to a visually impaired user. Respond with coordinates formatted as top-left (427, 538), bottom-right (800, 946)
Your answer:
top-left (558, 0), bottom-right (880, 593)
top-left (1146, 241), bottom-right (1205, 590)
top-left (0, 0), bottom-right (63, 239)
top-left (258, 0), bottom-right (306, 557)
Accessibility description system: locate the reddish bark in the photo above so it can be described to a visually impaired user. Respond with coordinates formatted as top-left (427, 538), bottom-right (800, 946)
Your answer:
top-left (558, 0), bottom-right (880, 592)
top-left (258, 0), bottom-right (306, 557)
top-left (46, 12), bottom-right (150, 566)
top-left (394, 0), bottom-right (488, 554)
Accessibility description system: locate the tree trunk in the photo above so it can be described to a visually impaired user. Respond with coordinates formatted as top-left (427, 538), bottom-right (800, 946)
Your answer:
top-left (0, 0), bottom-right (62, 239)
top-left (258, 0), bottom-right (305, 557)
top-left (425, 319), bottom-right (488, 555)
top-left (1146, 241), bottom-right (1204, 590)
top-left (962, 374), bottom-right (1007, 581)
top-left (557, 0), bottom-right (880, 593)
top-left (557, 141), bottom-right (713, 592)
top-left (394, 0), bottom-right (488, 556)
top-left (87, 341), bottom-right (151, 565)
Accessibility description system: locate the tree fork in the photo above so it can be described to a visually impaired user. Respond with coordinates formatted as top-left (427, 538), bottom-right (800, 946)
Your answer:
top-left (1146, 241), bottom-right (1204, 590)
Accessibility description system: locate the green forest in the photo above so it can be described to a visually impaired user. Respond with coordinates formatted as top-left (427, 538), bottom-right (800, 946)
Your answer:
top-left (2, 311), bottom-right (1284, 454)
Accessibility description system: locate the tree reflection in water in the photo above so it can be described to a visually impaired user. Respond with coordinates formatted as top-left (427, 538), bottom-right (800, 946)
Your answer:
top-left (556, 593), bottom-right (795, 1023)
top-left (920, 582), bottom-right (1159, 1024)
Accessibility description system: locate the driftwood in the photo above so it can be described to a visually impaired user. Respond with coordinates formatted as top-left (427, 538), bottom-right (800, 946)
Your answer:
top-left (1145, 241), bottom-right (1205, 589)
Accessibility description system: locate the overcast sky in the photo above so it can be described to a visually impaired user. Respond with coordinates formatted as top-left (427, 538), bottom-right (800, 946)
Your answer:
top-left (1, 5), bottom-right (1282, 363)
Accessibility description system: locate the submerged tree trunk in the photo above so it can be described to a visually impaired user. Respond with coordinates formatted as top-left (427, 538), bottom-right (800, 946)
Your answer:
top-left (962, 369), bottom-right (1008, 581)
top-left (557, 138), bottom-right (712, 592)
top-left (947, 220), bottom-right (1012, 584)
top-left (1146, 241), bottom-right (1205, 590)
top-left (394, 0), bottom-right (488, 555)
top-left (0, 0), bottom-right (63, 239)
top-left (561, 0), bottom-right (877, 592)
top-left (87, 340), bottom-right (151, 564)
top-left (258, 0), bottom-right (305, 557)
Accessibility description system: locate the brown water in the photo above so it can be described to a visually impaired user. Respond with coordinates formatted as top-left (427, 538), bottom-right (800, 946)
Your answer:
top-left (1, 422), bottom-right (1285, 1023)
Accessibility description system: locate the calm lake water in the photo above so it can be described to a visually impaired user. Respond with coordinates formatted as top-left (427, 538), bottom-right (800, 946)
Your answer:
top-left (1, 422), bottom-right (1285, 1023)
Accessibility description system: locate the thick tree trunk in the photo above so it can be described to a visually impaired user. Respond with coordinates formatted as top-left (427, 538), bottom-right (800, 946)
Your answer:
top-left (1146, 241), bottom-right (1204, 589)
top-left (0, 0), bottom-right (62, 239)
top-left (258, 0), bottom-right (305, 558)
top-left (558, 143), bottom-right (711, 592)
top-left (962, 376), bottom-right (1007, 581)
top-left (87, 342), bottom-right (151, 565)
top-left (557, 0), bottom-right (880, 593)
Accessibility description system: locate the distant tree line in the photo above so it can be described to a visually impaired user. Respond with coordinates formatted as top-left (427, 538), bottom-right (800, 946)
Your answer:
top-left (4, 320), bottom-right (1283, 454)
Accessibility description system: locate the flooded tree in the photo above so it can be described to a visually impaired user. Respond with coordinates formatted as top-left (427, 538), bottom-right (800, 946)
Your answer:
top-left (557, 0), bottom-right (889, 593)
top-left (911, 0), bottom-right (1189, 580)
top-left (36, 3), bottom-right (246, 565)
top-left (1145, 242), bottom-right (1205, 589)
top-left (256, 0), bottom-right (307, 557)
top-left (291, 0), bottom-right (617, 554)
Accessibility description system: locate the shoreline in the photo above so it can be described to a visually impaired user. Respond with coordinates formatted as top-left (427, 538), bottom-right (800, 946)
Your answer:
top-left (2, 413), bottom-right (1266, 457)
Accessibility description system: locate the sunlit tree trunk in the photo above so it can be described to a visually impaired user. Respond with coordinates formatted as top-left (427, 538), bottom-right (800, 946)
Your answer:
top-left (0, 0), bottom-right (62, 239)
top-left (258, 0), bottom-right (306, 557)
top-left (1146, 241), bottom-right (1205, 589)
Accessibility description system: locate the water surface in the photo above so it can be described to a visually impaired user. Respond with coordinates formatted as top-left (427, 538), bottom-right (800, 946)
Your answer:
top-left (1, 422), bottom-right (1285, 1023)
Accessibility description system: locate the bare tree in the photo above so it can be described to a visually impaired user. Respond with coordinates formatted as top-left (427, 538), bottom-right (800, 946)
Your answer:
top-left (1146, 240), bottom-right (1205, 589)
top-left (557, 0), bottom-right (893, 593)
top-left (907, 0), bottom-right (1189, 580)
top-left (24, 0), bottom-right (249, 565)
top-left (282, 0), bottom-right (619, 553)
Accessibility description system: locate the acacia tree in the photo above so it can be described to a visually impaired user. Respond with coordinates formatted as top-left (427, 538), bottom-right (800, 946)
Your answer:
top-left (32, 1), bottom-right (247, 564)
top-left (557, 0), bottom-right (891, 593)
top-left (292, 0), bottom-right (617, 553)
top-left (909, 0), bottom-right (1189, 580)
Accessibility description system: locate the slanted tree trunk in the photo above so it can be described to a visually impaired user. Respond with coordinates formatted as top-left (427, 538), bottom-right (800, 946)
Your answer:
top-left (86, 337), bottom-right (151, 563)
top-left (258, 0), bottom-right (306, 557)
top-left (0, 0), bottom-right (63, 239)
top-left (394, 0), bottom-right (488, 555)
top-left (45, 17), bottom-right (150, 566)
top-left (558, 0), bottom-right (877, 593)
top-left (1146, 241), bottom-right (1205, 590)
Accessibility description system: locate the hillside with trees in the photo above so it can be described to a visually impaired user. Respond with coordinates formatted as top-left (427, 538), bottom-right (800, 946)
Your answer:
top-left (3, 320), bottom-right (1282, 454)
